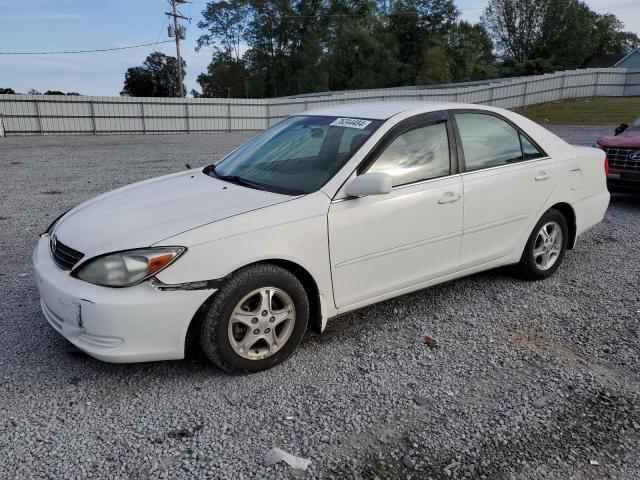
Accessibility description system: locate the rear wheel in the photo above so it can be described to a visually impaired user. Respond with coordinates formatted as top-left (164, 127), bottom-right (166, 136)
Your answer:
top-left (200, 264), bottom-right (308, 373)
top-left (517, 209), bottom-right (568, 280)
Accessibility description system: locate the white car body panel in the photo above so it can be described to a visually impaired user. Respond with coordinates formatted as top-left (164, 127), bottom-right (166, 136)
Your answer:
top-left (328, 175), bottom-right (463, 307)
top-left (54, 169), bottom-right (293, 257)
top-left (459, 157), bottom-right (556, 268)
top-left (32, 101), bottom-right (610, 363)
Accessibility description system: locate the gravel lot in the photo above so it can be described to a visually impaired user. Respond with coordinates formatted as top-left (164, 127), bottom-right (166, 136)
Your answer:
top-left (0, 126), bottom-right (638, 479)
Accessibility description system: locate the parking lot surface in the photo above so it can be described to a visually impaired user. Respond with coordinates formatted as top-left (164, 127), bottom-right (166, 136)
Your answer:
top-left (1, 126), bottom-right (638, 479)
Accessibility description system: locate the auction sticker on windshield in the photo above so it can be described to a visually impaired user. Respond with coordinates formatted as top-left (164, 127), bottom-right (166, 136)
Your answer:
top-left (330, 118), bottom-right (372, 129)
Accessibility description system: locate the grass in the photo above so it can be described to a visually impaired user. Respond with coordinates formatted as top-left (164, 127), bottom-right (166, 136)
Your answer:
top-left (514, 97), bottom-right (640, 125)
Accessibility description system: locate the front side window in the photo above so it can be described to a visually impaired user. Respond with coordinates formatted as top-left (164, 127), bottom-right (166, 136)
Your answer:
top-left (367, 122), bottom-right (450, 187)
top-left (209, 115), bottom-right (382, 195)
top-left (455, 113), bottom-right (524, 171)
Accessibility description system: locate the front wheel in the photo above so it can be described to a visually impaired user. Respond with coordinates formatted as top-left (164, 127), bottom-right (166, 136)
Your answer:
top-left (517, 209), bottom-right (568, 280)
top-left (199, 264), bottom-right (309, 373)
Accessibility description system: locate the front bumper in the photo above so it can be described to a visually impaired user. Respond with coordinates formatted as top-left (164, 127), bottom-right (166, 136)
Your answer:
top-left (607, 171), bottom-right (640, 194)
top-left (32, 235), bottom-right (214, 363)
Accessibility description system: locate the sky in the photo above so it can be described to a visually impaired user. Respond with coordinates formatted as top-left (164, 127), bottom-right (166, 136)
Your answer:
top-left (0, 0), bottom-right (638, 97)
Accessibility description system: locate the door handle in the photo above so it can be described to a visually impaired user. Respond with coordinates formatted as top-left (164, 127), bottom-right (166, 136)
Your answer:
top-left (438, 192), bottom-right (461, 204)
top-left (535, 172), bottom-right (551, 181)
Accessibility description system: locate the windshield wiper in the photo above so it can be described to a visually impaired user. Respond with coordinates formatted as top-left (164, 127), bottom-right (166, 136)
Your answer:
top-left (209, 166), bottom-right (268, 191)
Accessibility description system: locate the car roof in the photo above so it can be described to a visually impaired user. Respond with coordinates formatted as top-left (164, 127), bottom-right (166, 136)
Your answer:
top-left (302, 101), bottom-right (490, 120)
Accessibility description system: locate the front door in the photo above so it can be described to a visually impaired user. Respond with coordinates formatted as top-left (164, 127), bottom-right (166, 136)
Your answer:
top-left (328, 112), bottom-right (464, 309)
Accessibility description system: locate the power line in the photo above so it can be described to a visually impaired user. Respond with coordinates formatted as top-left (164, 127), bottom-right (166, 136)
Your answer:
top-left (0, 40), bottom-right (174, 56)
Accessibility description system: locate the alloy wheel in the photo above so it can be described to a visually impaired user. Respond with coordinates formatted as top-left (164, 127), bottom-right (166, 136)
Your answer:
top-left (228, 287), bottom-right (296, 360)
top-left (533, 221), bottom-right (563, 271)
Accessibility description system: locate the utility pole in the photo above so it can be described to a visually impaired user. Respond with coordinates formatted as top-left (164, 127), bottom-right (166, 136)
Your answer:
top-left (166, 0), bottom-right (188, 97)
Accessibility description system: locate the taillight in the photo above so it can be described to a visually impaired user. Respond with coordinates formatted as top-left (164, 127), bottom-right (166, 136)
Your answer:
top-left (604, 155), bottom-right (609, 176)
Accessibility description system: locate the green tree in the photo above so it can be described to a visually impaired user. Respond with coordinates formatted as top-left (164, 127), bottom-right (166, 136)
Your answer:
top-left (592, 13), bottom-right (640, 58)
top-left (0, 88), bottom-right (15, 94)
top-left (121, 52), bottom-right (186, 97)
top-left (195, 0), bottom-right (497, 96)
top-left (532, 0), bottom-right (596, 69)
top-left (325, 22), bottom-right (398, 91)
top-left (447, 21), bottom-right (497, 81)
top-left (482, 0), bottom-right (640, 72)
top-left (196, 55), bottom-right (250, 97)
top-left (481, 0), bottom-right (547, 63)
top-left (416, 43), bottom-right (451, 85)
top-left (197, 0), bottom-right (251, 61)
top-left (388, 0), bottom-right (459, 84)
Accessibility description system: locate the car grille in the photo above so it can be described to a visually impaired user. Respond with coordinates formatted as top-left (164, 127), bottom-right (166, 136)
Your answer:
top-left (50, 236), bottom-right (84, 270)
top-left (604, 147), bottom-right (640, 170)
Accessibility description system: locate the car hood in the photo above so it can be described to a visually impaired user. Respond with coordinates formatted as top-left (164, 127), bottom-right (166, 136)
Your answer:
top-left (53, 169), bottom-right (294, 257)
top-left (598, 130), bottom-right (640, 148)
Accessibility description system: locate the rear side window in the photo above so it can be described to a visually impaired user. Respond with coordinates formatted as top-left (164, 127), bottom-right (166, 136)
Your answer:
top-left (455, 113), bottom-right (535, 171)
top-left (367, 122), bottom-right (450, 187)
top-left (521, 134), bottom-right (544, 160)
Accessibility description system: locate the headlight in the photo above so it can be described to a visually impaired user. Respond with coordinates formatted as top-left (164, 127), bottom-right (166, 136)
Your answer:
top-left (74, 247), bottom-right (185, 287)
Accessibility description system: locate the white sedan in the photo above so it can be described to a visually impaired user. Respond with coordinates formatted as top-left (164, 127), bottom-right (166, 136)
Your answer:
top-left (33, 102), bottom-right (610, 373)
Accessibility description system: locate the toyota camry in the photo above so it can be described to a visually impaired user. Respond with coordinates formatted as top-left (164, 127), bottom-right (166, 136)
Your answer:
top-left (33, 102), bottom-right (610, 373)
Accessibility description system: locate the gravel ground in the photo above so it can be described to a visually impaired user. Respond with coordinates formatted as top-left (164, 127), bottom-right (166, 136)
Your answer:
top-left (0, 126), bottom-right (638, 480)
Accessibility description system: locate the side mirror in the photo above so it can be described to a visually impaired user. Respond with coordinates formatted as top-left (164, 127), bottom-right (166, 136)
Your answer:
top-left (345, 172), bottom-right (392, 197)
top-left (615, 123), bottom-right (629, 136)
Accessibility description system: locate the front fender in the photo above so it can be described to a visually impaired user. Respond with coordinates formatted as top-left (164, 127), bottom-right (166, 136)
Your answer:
top-left (153, 192), bottom-right (337, 318)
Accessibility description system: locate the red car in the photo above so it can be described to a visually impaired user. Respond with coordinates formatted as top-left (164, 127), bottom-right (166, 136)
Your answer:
top-left (595, 116), bottom-right (640, 193)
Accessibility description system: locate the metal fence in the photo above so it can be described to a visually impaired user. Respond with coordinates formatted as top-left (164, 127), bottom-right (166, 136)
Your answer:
top-left (1, 67), bottom-right (638, 136)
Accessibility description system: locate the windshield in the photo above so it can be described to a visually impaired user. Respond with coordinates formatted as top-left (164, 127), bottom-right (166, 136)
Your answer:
top-left (207, 115), bottom-right (383, 195)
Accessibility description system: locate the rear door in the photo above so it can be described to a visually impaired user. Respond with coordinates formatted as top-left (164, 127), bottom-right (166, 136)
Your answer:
top-left (452, 111), bottom-right (555, 267)
top-left (328, 111), bottom-right (464, 308)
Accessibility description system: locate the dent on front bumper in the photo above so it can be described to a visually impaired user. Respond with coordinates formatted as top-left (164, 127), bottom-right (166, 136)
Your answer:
top-left (32, 235), bottom-right (214, 363)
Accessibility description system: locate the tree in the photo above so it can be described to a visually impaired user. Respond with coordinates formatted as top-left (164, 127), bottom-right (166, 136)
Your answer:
top-left (388, 0), bottom-right (459, 85)
top-left (325, 22), bottom-right (398, 91)
top-left (447, 21), bottom-right (497, 81)
top-left (195, 0), bottom-right (498, 96)
top-left (0, 88), bottom-right (15, 94)
top-left (416, 43), bottom-right (451, 85)
top-left (197, 0), bottom-right (250, 61)
top-left (196, 54), bottom-right (250, 97)
top-left (482, 0), bottom-right (640, 72)
top-left (481, 0), bottom-right (547, 63)
top-left (44, 90), bottom-right (66, 95)
top-left (121, 52), bottom-right (186, 97)
top-left (592, 13), bottom-right (640, 58)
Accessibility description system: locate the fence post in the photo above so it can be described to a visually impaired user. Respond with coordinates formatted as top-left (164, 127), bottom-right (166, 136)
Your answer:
top-left (522, 80), bottom-right (529, 107)
top-left (185, 100), bottom-right (190, 133)
top-left (140, 102), bottom-right (146, 134)
top-left (0, 114), bottom-right (4, 137)
top-left (227, 101), bottom-right (232, 132)
top-left (489, 85), bottom-right (495, 106)
top-left (593, 71), bottom-right (600, 98)
top-left (34, 99), bottom-right (43, 135)
top-left (559, 72), bottom-right (566, 101)
top-left (266, 103), bottom-right (270, 128)
top-left (89, 100), bottom-right (97, 134)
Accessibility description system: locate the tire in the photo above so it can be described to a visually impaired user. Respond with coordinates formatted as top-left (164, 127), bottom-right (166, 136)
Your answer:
top-left (517, 209), bottom-right (569, 280)
top-left (200, 263), bottom-right (309, 373)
